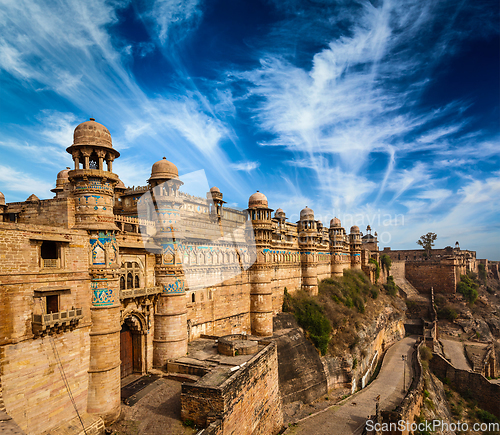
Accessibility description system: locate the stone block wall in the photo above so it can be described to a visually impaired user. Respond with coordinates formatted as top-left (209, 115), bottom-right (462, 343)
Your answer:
top-left (430, 353), bottom-right (500, 418)
top-left (181, 342), bottom-right (283, 435)
top-left (405, 261), bottom-right (457, 294)
top-left (1, 327), bottom-right (91, 435)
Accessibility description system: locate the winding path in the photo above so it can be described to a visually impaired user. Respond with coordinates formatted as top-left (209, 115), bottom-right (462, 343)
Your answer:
top-left (285, 336), bottom-right (417, 435)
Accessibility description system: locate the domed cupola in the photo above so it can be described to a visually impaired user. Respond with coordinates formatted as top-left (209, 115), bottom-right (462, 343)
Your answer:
top-left (66, 118), bottom-right (120, 230)
top-left (247, 191), bottom-right (273, 245)
top-left (148, 157), bottom-right (180, 184)
top-left (51, 167), bottom-right (71, 198)
top-left (300, 206), bottom-right (314, 221)
top-left (0, 190), bottom-right (5, 206)
top-left (66, 118), bottom-right (120, 172)
top-left (248, 191), bottom-right (268, 209)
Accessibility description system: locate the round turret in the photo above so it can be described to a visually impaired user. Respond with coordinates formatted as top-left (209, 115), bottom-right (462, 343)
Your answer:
top-left (275, 208), bottom-right (286, 218)
top-left (149, 157), bottom-right (179, 181)
top-left (0, 191), bottom-right (5, 206)
top-left (330, 217), bottom-right (341, 227)
top-left (300, 206), bottom-right (314, 221)
top-left (210, 186), bottom-right (220, 193)
top-left (248, 191), bottom-right (268, 208)
top-left (73, 118), bottom-right (113, 148)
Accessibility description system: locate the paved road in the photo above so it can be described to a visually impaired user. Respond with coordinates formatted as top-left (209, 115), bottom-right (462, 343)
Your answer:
top-left (285, 336), bottom-right (417, 435)
top-left (441, 339), bottom-right (471, 371)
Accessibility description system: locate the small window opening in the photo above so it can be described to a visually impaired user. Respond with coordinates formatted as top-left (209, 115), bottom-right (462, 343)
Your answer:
top-left (89, 151), bottom-right (99, 169)
top-left (134, 275), bottom-right (140, 288)
top-left (127, 273), bottom-right (133, 289)
top-left (120, 276), bottom-right (125, 290)
top-left (46, 295), bottom-right (59, 314)
top-left (191, 293), bottom-right (196, 303)
top-left (41, 241), bottom-right (58, 259)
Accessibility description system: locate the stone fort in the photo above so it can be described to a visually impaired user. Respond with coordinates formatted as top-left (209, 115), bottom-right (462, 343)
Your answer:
top-left (0, 118), bottom-right (382, 434)
top-left (0, 119), bottom-right (484, 434)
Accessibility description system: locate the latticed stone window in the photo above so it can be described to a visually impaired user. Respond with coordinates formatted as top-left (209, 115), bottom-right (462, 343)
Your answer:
top-left (119, 261), bottom-right (143, 289)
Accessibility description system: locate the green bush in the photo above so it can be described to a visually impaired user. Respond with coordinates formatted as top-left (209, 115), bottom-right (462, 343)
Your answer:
top-left (380, 254), bottom-right (392, 273)
top-left (419, 345), bottom-right (433, 362)
top-left (437, 306), bottom-right (458, 322)
top-left (384, 275), bottom-right (398, 296)
top-left (292, 298), bottom-right (332, 355)
top-left (319, 270), bottom-right (375, 312)
top-left (371, 288), bottom-right (379, 299)
top-left (457, 274), bottom-right (478, 304)
top-left (282, 287), bottom-right (293, 312)
top-left (368, 258), bottom-right (380, 283)
top-left (476, 409), bottom-right (499, 424)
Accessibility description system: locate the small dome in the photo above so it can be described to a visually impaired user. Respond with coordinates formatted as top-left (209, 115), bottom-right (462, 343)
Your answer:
top-left (300, 206), bottom-right (314, 221)
top-left (57, 168), bottom-right (70, 180)
top-left (0, 191), bottom-right (5, 206)
top-left (210, 186), bottom-right (220, 193)
top-left (115, 179), bottom-right (126, 190)
top-left (330, 217), bottom-right (341, 227)
top-left (275, 208), bottom-right (286, 218)
top-left (73, 118), bottom-right (112, 148)
top-left (149, 157), bottom-right (179, 181)
top-left (53, 167), bottom-right (71, 190)
top-left (350, 225), bottom-right (360, 233)
top-left (248, 191), bottom-right (268, 208)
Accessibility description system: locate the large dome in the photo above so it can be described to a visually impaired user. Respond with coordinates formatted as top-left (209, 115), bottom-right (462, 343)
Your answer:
top-left (73, 118), bottom-right (113, 148)
top-left (0, 191), bottom-right (5, 206)
top-left (330, 217), bottom-right (341, 227)
top-left (149, 157), bottom-right (179, 181)
top-left (300, 206), bottom-right (314, 221)
top-left (350, 225), bottom-right (360, 233)
top-left (248, 191), bottom-right (268, 208)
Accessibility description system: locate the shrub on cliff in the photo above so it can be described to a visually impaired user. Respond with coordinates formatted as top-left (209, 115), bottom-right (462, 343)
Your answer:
top-left (380, 254), bottom-right (392, 274)
top-left (368, 258), bottom-right (381, 283)
top-left (320, 270), bottom-right (374, 313)
top-left (384, 276), bottom-right (398, 296)
top-left (457, 274), bottom-right (478, 304)
top-left (286, 293), bottom-right (332, 355)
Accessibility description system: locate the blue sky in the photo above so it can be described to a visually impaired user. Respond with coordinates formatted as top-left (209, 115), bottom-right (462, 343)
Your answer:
top-left (0, 0), bottom-right (499, 259)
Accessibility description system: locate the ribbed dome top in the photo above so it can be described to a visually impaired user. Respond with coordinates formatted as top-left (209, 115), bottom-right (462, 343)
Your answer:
top-left (73, 118), bottom-right (112, 148)
top-left (300, 206), bottom-right (314, 220)
top-left (248, 191), bottom-right (268, 208)
top-left (0, 191), bottom-right (5, 206)
top-left (350, 225), bottom-right (360, 233)
top-left (210, 186), bottom-right (220, 193)
top-left (330, 217), bottom-right (341, 227)
top-left (149, 157), bottom-right (179, 181)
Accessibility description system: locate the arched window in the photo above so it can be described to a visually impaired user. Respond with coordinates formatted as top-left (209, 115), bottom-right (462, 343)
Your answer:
top-left (134, 275), bottom-right (140, 288)
top-left (191, 293), bottom-right (196, 303)
top-left (120, 276), bottom-right (125, 290)
top-left (89, 151), bottom-right (99, 169)
top-left (127, 273), bottom-right (133, 289)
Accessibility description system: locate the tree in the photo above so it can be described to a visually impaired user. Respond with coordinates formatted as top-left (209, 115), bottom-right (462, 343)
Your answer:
top-left (417, 232), bottom-right (437, 257)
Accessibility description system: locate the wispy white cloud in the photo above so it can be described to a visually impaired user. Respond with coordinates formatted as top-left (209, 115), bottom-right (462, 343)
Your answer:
top-left (0, 164), bottom-right (53, 197)
top-left (147, 0), bottom-right (202, 44)
top-left (230, 161), bottom-right (260, 172)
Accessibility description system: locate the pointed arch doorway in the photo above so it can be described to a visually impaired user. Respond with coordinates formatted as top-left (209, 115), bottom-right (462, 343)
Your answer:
top-left (120, 314), bottom-right (145, 378)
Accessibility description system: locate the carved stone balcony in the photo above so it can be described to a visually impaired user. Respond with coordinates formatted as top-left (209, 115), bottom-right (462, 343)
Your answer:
top-left (32, 308), bottom-right (83, 336)
top-left (120, 286), bottom-right (162, 300)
